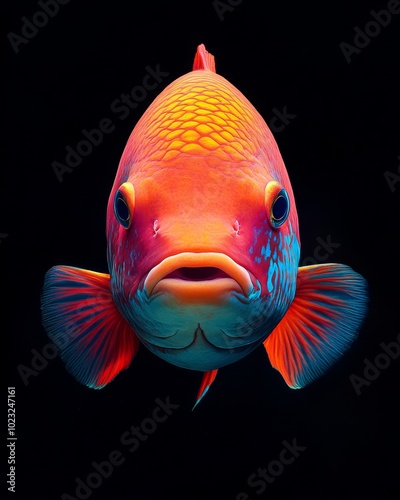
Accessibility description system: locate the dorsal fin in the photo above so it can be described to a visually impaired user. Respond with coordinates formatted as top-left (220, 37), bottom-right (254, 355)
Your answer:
top-left (192, 44), bottom-right (216, 72)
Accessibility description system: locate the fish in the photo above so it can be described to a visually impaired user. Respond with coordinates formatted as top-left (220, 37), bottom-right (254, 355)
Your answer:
top-left (41, 44), bottom-right (368, 407)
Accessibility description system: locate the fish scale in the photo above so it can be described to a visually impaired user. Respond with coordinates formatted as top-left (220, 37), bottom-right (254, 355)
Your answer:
top-left (129, 71), bottom-right (267, 165)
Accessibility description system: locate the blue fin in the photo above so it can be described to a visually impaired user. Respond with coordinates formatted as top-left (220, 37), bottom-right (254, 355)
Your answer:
top-left (263, 263), bottom-right (368, 388)
top-left (41, 265), bottom-right (140, 388)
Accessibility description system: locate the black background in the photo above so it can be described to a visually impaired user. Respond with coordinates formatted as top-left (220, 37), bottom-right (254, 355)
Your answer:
top-left (3, 1), bottom-right (400, 499)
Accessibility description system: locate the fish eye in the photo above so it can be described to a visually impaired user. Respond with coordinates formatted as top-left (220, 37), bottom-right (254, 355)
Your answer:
top-left (115, 195), bottom-right (130, 226)
top-left (265, 181), bottom-right (290, 229)
top-left (271, 190), bottom-right (290, 227)
top-left (114, 182), bottom-right (135, 229)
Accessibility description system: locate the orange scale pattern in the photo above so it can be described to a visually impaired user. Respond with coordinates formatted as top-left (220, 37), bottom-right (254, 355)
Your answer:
top-left (132, 71), bottom-right (268, 166)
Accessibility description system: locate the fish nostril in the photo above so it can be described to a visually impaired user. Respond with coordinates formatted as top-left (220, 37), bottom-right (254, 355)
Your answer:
top-left (232, 220), bottom-right (240, 235)
top-left (153, 220), bottom-right (160, 235)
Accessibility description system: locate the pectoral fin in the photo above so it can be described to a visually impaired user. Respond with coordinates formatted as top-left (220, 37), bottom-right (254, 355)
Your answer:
top-left (41, 265), bottom-right (140, 389)
top-left (264, 263), bottom-right (368, 389)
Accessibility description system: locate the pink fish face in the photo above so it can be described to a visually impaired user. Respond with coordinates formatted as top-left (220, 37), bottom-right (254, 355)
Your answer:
top-left (105, 47), bottom-right (300, 370)
top-left (41, 45), bottom-right (367, 400)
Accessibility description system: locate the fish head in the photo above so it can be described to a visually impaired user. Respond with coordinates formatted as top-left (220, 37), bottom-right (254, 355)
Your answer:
top-left (106, 46), bottom-right (300, 371)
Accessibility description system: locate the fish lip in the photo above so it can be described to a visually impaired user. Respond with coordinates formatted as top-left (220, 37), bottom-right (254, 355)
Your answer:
top-left (143, 252), bottom-right (253, 298)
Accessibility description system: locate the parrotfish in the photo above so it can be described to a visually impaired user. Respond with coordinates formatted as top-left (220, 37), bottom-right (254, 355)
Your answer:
top-left (41, 44), bottom-right (368, 407)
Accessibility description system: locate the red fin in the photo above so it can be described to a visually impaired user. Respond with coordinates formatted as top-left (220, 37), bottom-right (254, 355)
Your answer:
top-left (41, 266), bottom-right (140, 388)
top-left (192, 43), bottom-right (216, 72)
top-left (264, 264), bottom-right (368, 389)
top-left (193, 369), bottom-right (218, 409)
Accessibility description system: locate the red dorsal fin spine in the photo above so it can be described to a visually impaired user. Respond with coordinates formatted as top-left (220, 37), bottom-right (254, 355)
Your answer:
top-left (193, 44), bottom-right (216, 72)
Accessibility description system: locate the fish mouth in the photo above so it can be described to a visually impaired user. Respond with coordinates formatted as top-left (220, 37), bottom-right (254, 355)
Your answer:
top-left (144, 252), bottom-right (253, 300)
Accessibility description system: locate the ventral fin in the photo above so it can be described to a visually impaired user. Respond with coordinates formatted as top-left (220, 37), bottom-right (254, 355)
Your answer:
top-left (41, 265), bottom-right (140, 389)
top-left (193, 369), bottom-right (218, 410)
top-left (193, 43), bottom-right (216, 72)
top-left (264, 263), bottom-right (368, 389)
